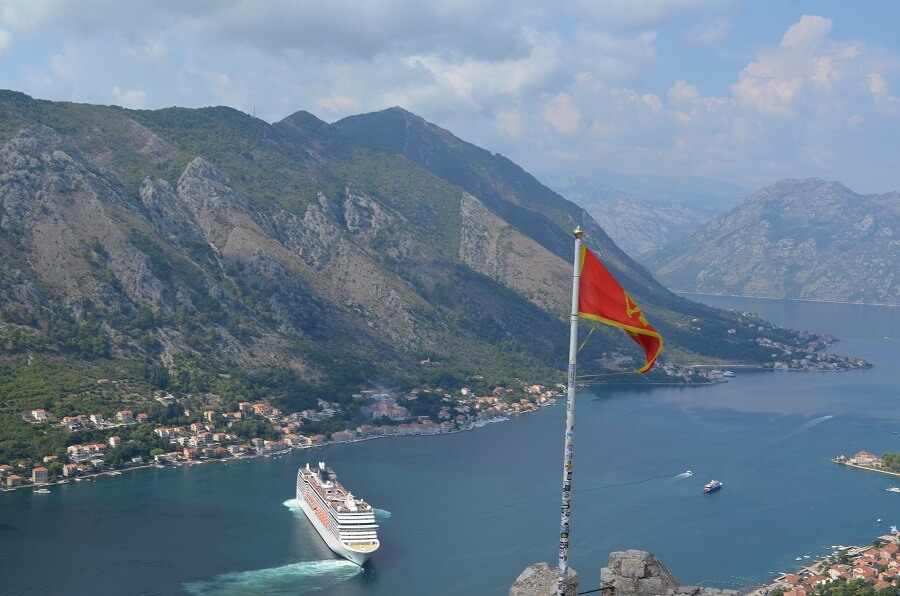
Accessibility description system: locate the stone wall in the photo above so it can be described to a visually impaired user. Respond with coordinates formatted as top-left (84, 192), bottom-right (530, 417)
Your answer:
top-left (510, 551), bottom-right (742, 596)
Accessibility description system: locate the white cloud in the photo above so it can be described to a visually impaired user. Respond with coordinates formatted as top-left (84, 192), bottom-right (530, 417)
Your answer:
top-left (868, 72), bottom-right (899, 113)
top-left (729, 15), bottom-right (867, 118)
top-left (111, 86), bottom-right (147, 109)
top-left (397, 29), bottom-right (563, 113)
top-left (125, 40), bottom-right (169, 61)
top-left (667, 80), bottom-right (700, 108)
top-left (573, 0), bottom-right (727, 30)
top-left (780, 15), bottom-right (832, 49)
top-left (494, 107), bottom-right (527, 138)
top-left (684, 19), bottom-right (730, 45)
top-left (0, 29), bottom-right (11, 54)
top-left (1, 4), bottom-right (899, 193)
top-left (317, 94), bottom-right (361, 113)
top-left (541, 93), bottom-right (582, 135)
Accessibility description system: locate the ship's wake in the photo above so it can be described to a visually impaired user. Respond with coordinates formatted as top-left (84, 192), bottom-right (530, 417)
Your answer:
top-left (183, 559), bottom-right (361, 595)
top-left (674, 471), bottom-right (693, 478)
top-left (374, 508), bottom-right (392, 521)
top-left (796, 414), bottom-right (833, 432)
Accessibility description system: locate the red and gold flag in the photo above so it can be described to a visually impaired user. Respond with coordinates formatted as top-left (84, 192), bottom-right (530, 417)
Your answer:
top-left (578, 246), bottom-right (663, 373)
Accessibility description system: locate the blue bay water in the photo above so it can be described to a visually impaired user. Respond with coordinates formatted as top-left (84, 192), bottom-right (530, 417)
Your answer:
top-left (1, 296), bottom-right (898, 595)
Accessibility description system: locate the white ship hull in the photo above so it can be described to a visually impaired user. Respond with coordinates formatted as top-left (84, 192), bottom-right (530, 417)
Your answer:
top-left (296, 493), bottom-right (373, 566)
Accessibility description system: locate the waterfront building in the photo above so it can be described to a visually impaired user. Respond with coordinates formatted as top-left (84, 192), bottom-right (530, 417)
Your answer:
top-left (6, 474), bottom-right (22, 487)
top-left (32, 467), bottom-right (48, 484)
top-left (851, 451), bottom-right (883, 466)
top-left (331, 430), bottom-right (356, 443)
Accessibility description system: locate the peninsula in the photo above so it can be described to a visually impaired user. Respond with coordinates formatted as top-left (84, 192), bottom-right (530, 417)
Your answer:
top-left (833, 451), bottom-right (900, 479)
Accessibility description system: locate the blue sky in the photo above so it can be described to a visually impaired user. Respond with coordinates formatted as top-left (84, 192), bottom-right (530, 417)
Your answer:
top-left (1, 0), bottom-right (899, 193)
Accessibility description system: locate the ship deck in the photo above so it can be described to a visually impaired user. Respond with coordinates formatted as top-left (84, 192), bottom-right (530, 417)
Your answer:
top-left (301, 466), bottom-right (374, 514)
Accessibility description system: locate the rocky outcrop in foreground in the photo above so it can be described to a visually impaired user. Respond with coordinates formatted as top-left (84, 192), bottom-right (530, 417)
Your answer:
top-left (510, 551), bottom-right (740, 596)
top-left (601, 551), bottom-right (739, 596)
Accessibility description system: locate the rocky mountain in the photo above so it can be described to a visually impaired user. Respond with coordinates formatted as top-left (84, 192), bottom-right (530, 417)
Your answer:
top-left (543, 176), bottom-right (711, 258)
top-left (0, 92), bottom-right (835, 407)
top-left (645, 178), bottom-right (900, 305)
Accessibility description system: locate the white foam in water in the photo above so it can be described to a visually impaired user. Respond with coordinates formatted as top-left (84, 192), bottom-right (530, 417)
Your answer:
top-left (374, 508), bottom-right (392, 521)
top-left (797, 414), bottom-right (833, 432)
top-left (183, 559), bottom-right (361, 595)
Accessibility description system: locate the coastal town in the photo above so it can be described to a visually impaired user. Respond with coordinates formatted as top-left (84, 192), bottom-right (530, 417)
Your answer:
top-left (0, 342), bottom-right (875, 494)
top-left (751, 532), bottom-right (900, 595)
top-left (0, 382), bottom-right (563, 491)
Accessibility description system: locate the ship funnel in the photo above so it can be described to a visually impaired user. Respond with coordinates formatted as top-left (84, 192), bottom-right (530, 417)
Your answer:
top-left (319, 462), bottom-right (325, 470)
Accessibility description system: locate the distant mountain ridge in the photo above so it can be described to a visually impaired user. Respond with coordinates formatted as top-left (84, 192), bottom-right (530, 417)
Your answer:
top-left (544, 176), bottom-right (713, 258)
top-left (645, 178), bottom-right (900, 305)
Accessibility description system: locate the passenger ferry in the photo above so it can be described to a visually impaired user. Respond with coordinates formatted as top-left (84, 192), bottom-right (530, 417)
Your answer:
top-left (296, 462), bottom-right (380, 565)
top-left (703, 479), bottom-right (723, 493)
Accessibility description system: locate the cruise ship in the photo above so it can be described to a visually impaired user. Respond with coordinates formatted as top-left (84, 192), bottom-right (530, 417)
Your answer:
top-left (296, 462), bottom-right (380, 565)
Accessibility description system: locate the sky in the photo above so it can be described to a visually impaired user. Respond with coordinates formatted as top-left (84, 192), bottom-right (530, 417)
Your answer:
top-left (1, 0), bottom-right (899, 193)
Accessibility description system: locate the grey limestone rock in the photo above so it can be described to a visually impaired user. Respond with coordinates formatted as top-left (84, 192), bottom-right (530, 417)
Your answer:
top-left (510, 562), bottom-right (579, 596)
top-left (599, 550), bottom-right (738, 596)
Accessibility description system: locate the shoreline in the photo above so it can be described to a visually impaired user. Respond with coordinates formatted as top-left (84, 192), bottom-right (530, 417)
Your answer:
top-left (833, 460), bottom-right (900, 479)
top-left (0, 409), bottom-right (536, 494)
top-left (746, 533), bottom-right (900, 596)
top-left (677, 291), bottom-right (900, 309)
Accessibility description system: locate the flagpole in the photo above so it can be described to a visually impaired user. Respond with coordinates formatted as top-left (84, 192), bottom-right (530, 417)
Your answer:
top-left (557, 225), bottom-right (584, 596)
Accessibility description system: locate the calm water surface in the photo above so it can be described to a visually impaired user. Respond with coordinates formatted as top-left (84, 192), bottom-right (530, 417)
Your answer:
top-left (1, 296), bottom-right (898, 595)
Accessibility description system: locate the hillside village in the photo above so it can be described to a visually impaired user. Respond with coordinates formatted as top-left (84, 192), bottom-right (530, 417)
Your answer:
top-left (1, 383), bottom-right (561, 490)
top-left (752, 534), bottom-right (900, 595)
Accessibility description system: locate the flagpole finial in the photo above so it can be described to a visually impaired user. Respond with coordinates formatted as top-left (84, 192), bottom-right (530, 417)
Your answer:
top-left (573, 226), bottom-right (585, 239)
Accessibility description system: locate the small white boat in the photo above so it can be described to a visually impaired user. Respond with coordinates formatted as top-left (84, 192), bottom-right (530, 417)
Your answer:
top-left (796, 557), bottom-right (802, 561)
top-left (34, 488), bottom-right (50, 494)
top-left (887, 487), bottom-right (900, 493)
top-left (722, 370), bottom-right (735, 377)
top-left (684, 470), bottom-right (693, 476)
top-left (877, 518), bottom-right (882, 522)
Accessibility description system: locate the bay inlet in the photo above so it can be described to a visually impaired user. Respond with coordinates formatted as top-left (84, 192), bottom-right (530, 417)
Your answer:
top-left (0, 296), bottom-right (898, 595)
